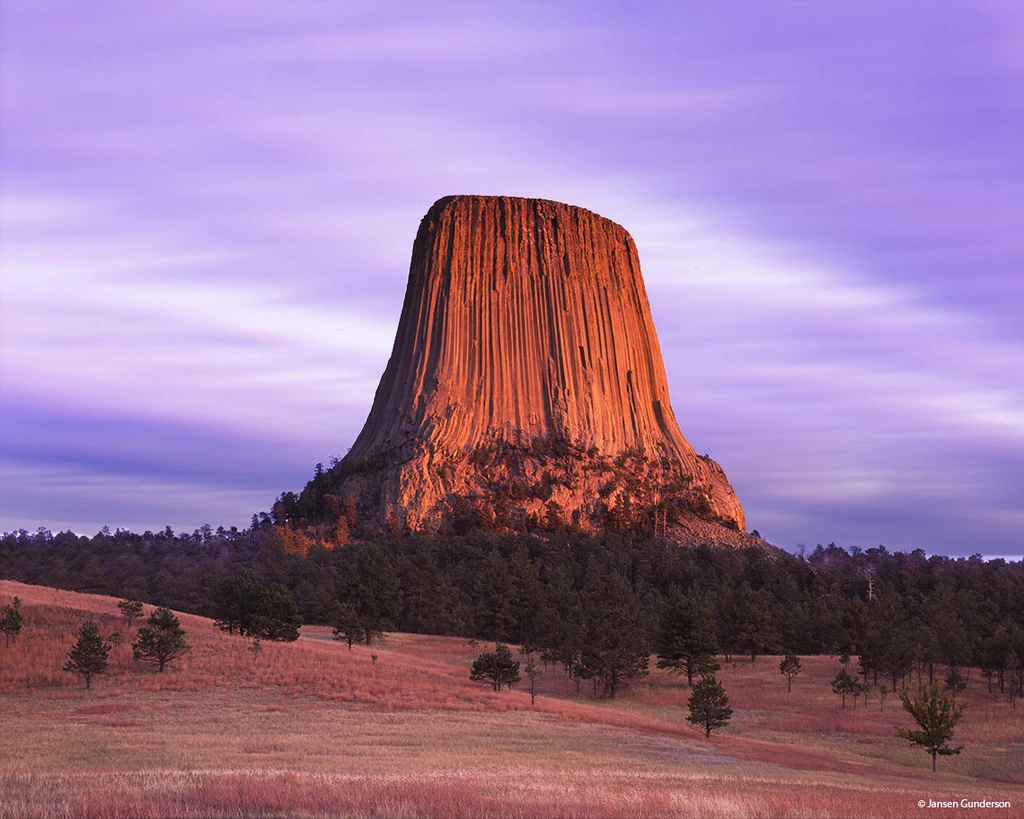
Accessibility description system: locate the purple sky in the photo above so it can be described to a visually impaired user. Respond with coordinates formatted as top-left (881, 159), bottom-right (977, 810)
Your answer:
top-left (1, 2), bottom-right (1021, 558)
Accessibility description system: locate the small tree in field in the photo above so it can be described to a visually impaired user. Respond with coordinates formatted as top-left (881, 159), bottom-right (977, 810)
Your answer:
top-left (686, 673), bottom-right (733, 738)
top-left (779, 651), bottom-right (802, 692)
top-left (524, 658), bottom-right (543, 706)
top-left (1, 597), bottom-right (23, 647)
top-left (248, 636), bottom-right (263, 663)
top-left (851, 677), bottom-right (869, 710)
top-left (133, 607), bottom-right (190, 672)
top-left (896, 683), bottom-right (965, 772)
top-left (117, 598), bottom-right (144, 630)
top-left (831, 668), bottom-right (858, 708)
top-left (470, 643), bottom-right (520, 691)
top-left (63, 620), bottom-right (109, 688)
top-left (331, 603), bottom-right (366, 650)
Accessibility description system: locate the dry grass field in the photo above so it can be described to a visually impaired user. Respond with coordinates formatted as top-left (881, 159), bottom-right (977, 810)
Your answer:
top-left (1, 579), bottom-right (1021, 818)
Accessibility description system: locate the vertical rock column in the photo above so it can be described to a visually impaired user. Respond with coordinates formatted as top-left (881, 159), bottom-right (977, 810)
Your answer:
top-left (335, 195), bottom-right (745, 533)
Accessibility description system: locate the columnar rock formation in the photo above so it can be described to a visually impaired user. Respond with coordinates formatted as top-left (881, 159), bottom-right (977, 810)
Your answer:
top-left (326, 195), bottom-right (745, 535)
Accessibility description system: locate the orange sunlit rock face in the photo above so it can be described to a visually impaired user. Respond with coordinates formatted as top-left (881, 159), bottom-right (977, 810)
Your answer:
top-left (335, 195), bottom-right (744, 534)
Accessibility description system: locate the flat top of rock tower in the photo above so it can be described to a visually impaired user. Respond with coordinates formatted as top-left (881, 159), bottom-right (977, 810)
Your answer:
top-left (423, 194), bottom-right (627, 232)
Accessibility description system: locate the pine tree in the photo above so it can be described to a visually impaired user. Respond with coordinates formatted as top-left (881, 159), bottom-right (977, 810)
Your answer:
top-left (686, 673), bottom-right (733, 738)
top-left (779, 651), bottom-right (802, 692)
top-left (477, 551), bottom-right (517, 644)
top-left (339, 543), bottom-right (401, 646)
top-left (470, 643), bottom-right (520, 691)
top-left (331, 601), bottom-right (367, 650)
top-left (211, 571), bottom-right (301, 642)
top-left (524, 658), bottom-right (543, 706)
top-left (581, 570), bottom-right (650, 698)
top-left (896, 683), bottom-right (965, 772)
top-left (1, 596), bottom-right (23, 647)
top-left (117, 598), bottom-right (144, 629)
top-left (133, 607), bottom-right (190, 672)
top-left (944, 669), bottom-right (966, 702)
top-left (63, 620), bottom-right (109, 688)
top-left (831, 667), bottom-right (858, 708)
top-left (734, 587), bottom-right (779, 662)
top-left (656, 590), bottom-right (719, 687)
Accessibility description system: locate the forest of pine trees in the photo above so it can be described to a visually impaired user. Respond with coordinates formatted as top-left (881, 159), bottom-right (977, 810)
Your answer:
top-left (1, 517), bottom-right (1022, 698)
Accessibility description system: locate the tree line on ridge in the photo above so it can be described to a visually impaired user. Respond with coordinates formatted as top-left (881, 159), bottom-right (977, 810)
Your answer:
top-left (2, 518), bottom-right (1022, 702)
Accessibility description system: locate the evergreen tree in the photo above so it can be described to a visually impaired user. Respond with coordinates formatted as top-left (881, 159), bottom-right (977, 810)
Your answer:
top-left (944, 669), bottom-right (966, 702)
top-left (896, 684), bottom-right (965, 772)
top-left (851, 675), bottom-right (869, 709)
top-left (862, 614), bottom-right (914, 691)
top-left (211, 571), bottom-right (301, 642)
top-left (331, 601), bottom-right (366, 650)
top-left (779, 651), bottom-right (802, 692)
top-left (524, 658), bottom-right (543, 706)
top-left (1, 596), bottom-right (23, 647)
top-left (655, 589), bottom-right (719, 686)
top-left (339, 543), bottom-right (401, 645)
top-left (507, 544), bottom-right (544, 650)
top-left (831, 667), bottom-right (858, 708)
top-left (133, 607), bottom-right (190, 672)
top-left (686, 673), bottom-right (733, 738)
top-left (470, 643), bottom-right (521, 691)
top-left (979, 623), bottom-right (1012, 693)
top-left (396, 547), bottom-right (459, 635)
top-left (117, 597), bottom-right (144, 629)
top-left (257, 583), bottom-right (302, 641)
top-left (1005, 650), bottom-right (1021, 706)
top-left (476, 550), bottom-right (517, 643)
top-left (734, 587), bottom-right (779, 662)
top-left (536, 565), bottom-right (585, 672)
top-left (63, 620), bottom-right (109, 688)
top-left (582, 571), bottom-right (650, 698)
top-left (921, 581), bottom-right (973, 677)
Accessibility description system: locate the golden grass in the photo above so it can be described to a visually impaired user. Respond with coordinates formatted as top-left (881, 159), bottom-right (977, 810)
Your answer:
top-left (1, 580), bottom-right (1021, 818)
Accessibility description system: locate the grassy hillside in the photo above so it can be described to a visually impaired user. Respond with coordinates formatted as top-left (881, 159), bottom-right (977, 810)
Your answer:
top-left (0, 580), bottom-right (1020, 817)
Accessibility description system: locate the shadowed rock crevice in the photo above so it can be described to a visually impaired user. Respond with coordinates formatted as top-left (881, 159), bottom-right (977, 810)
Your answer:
top-left (321, 195), bottom-right (745, 537)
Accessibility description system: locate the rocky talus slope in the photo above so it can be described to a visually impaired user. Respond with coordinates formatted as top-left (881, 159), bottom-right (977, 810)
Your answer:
top-left (321, 195), bottom-right (746, 537)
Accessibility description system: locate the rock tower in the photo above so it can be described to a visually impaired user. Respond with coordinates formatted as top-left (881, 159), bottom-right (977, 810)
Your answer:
top-left (323, 195), bottom-right (745, 535)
